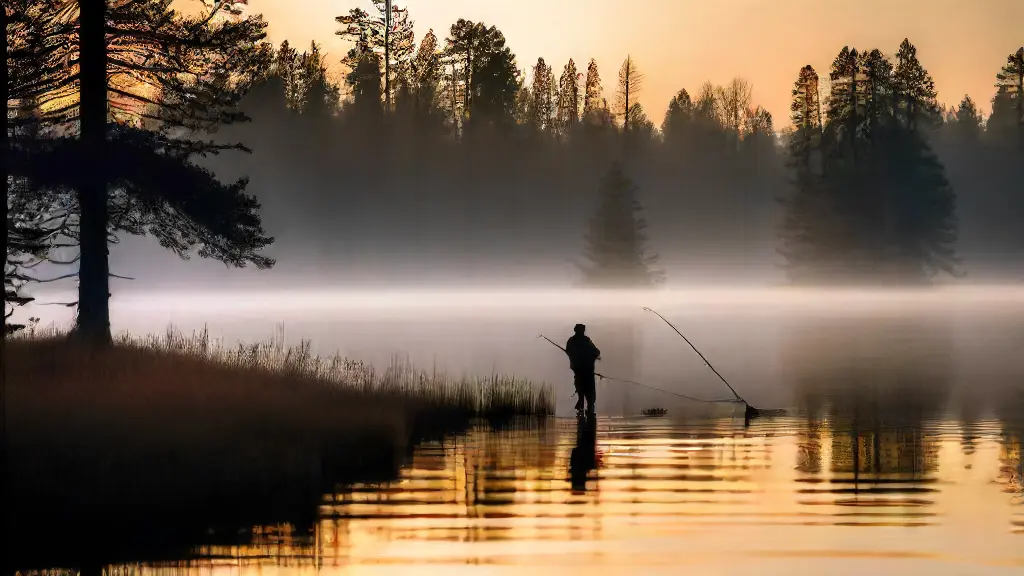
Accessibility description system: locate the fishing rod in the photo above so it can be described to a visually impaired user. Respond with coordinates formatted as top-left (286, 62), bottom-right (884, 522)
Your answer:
top-left (641, 307), bottom-right (746, 404)
top-left (538, 334), bottom-right (566, 353)
top-left (536, 332), bottom-right (577, 393)
top-left (536, 334), bottom-right (735, 404)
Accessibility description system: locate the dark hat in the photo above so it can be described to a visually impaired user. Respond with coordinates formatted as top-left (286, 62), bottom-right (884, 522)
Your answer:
top-left (574, 323), bottom-right (586, 333)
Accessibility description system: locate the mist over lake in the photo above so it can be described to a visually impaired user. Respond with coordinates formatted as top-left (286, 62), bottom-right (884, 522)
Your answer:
top-left (21, 286), bottom-right (1023, 418)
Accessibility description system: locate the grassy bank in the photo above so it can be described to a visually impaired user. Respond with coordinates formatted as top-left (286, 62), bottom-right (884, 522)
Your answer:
top-left (4, 328), bottom-right (553, 571)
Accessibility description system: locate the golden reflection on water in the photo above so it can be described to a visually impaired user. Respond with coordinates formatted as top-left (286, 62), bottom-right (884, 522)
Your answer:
top-left (133, 416), bottom-right (1021, 575)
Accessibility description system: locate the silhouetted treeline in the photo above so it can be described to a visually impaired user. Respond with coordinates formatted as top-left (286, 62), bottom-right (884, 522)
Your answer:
top-left (932, 49), bottom-right (1024, 276)
top-left (207, 15), bottom-right (1022, 284)
top-left (782, 44), bottom-right (1022, 284)
top-left (206, 16), bottom-right (785, 284)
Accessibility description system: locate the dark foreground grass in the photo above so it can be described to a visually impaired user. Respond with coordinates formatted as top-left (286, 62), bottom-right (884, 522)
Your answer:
top-left (3, 329), bottom-right (553, 571)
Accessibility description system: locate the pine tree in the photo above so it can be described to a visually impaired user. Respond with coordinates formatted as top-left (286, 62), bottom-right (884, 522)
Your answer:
top-left (582, 58), bottom-right (604, 125)
top-left (514, 77), bottom-right (533, 126)
top-left (986, 47), bottom-right (1024, 256)
top-left (780, 65), bottom-right (832, 281)
top-left (893, 39), bottom-right (940, 131)
top-left (297, 42), bottom-right (340, 116)
top-left (625, 103), bottom-right (655, 144)
top-left (952, 95), bottom-right (984, 143)
top-left (530, 57), bottom-right (555, 134)
top-left (578, 163), bottom-right (664, 287)
top-left (989, 47), bottom-right (1024, 151)
top-left (790, 66), bottom-right (823, 133)
top-left (4, 1), bottom-right (64, 334)
top-left (471, 45), bottom-right (519, 127)
top-left (5, 93), bottom-right (73, 334)
top-left (615, 56), bottom-right (643, 131)
top-left (809, 44), bottom-right (960, 283)
top-left (47, 0), bottom-right (275, 343)
top-left (441, 20), bottom-right (511, 128)
top-left (336, 1), bottom-right (416, 111)
top-left (881, 126), bottom-right (960, 280)
top-left (272, 40), bottom-right (302, 109)
top-left (350, 52), bottom-right (384, 117)
top-left (661, 89), bottom-right (694, 145)
top-left (860, 49), bottom-right (895, 138)
top-left (410, 29), bottom-right (441, 119)
top-left (557, 59), bottom-right (581, 137)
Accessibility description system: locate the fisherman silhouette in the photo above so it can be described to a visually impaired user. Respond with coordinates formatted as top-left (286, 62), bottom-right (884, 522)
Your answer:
top-left (569, 411), bottom-right (598, 493)
top-left (565, 323), bottom-right (601, 415)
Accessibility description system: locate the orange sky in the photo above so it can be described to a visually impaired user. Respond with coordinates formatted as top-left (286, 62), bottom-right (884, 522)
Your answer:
top-left (245, 0), bottom-right (1023, 128)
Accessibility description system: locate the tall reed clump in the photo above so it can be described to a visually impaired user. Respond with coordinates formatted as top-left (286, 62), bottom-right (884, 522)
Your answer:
top-left (4, 325), bottom-right (553, 571)
top-left (118, 325), bottom-right (555, 418)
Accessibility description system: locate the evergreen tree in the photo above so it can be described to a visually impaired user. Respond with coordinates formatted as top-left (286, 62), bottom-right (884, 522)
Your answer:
top-left (893, 39), bottom-right (940, 131)
top-left (298, 42), bottom-right (340, 117)
top-left (557, 59), bottom-right (581, 137)
top-left (265, 41), bottom-right (339, 116)
top-left (272, 40), bottom-right (302, 109)
top-left (825, 47), bottom-right (863, 130)
top-left (615, 56), bottom-right (643, 131)
top-left (582, 58), bottom-right (604, 125)
top-left (860, 49), bottom-right (895, 138)
top-left (780, 65), bottom-right (831, 281)
top-left (6, 0), bottom-right (83, 336)
top-left (441, 20), bottom-right (511, 128)
top-left (951, 95), bottom-right (984, 143)
top-left (513, 76), bottom-right (533, 126)
top-left (624, 103), bottom-right (655, 144)
top-left (336, 1), bottom-right (415, 111)
top-left (349, 52), bottom-right (385, 118)
top-left (44, 0), bottom-right (276, 343)
top-left (4, 1), bottom-right (56, 333)
top-left (880, 125), bottom-right (960, 280)
top-left (989, 47), bottom-right (1024, 151)
top-left (578, 163), bottom-right (663, 287)
top-left (661, 88), bottom-right (694, 145)
top-left (530, 57), bottom-right (555, 134)
top-left (410, 29), bottom-right (441, 119)
top-left (804, 44), bottom-right (960, 283)
top-left (471, 45), bottom-right (520, 127)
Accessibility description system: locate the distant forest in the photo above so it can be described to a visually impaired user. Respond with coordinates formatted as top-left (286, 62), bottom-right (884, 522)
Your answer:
top-left (210, 5), bottom-right (1023, 287)
top-left (4, 0), bottom-right (1024, 340)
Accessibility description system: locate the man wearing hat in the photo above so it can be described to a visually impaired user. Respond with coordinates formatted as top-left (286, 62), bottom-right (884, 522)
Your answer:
top-left (565, 323), bottom-right (601, 415)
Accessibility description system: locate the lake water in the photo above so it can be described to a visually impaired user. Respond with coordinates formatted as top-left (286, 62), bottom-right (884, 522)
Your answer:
top-left (157, 413), bottom-right (1023, 575)
top-left (22, 286), bottom-right (1024, 417)
top-left (15, 287), bottom-right (1024, 573)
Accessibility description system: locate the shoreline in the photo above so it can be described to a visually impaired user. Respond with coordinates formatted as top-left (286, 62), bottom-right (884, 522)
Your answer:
top-left (3, 331), bottom-right (553, 572)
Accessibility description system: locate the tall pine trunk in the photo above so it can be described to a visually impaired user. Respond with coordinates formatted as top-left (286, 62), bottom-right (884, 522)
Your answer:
top-left (1017, 50), bottom-right (1024, 154)
top-left (2, 7), bottom-right (9, 343)
top-left (2, 8), bottom-right (9, 493)
top-left (75, 0), bottom-right (111, 344)
top-left (384, 0), bottom-right (391, 112)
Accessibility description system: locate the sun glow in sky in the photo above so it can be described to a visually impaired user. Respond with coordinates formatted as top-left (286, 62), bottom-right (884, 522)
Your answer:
top-left (245, 0), bottom-right (1024, 128)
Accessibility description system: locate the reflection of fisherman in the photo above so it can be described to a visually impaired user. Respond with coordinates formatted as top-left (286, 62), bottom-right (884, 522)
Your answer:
top-left (566, 323), bottom-right (601, 414)
top-left (569, 412), bottom-right (598, 492)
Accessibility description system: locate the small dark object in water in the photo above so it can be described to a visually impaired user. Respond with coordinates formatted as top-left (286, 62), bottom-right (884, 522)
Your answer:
top-left (641, 408), bottom-right (667, 417)
top-left (745, 404), bottom-right (760, 420)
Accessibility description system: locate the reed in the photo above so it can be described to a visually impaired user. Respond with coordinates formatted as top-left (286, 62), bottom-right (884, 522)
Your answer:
top-left (3, 326), bottom-right (553, 571)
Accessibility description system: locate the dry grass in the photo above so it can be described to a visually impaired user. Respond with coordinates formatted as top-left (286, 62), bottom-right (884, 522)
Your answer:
top-left (3, 326), bottom-right (553, 571)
